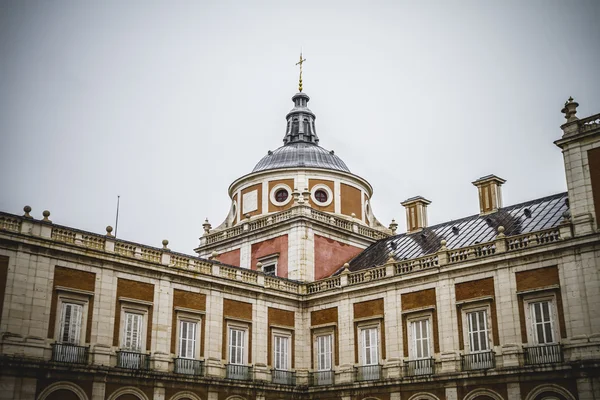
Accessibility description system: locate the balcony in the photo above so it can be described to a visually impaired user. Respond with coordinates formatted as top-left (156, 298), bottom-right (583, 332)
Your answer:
top-left (271, 369), bottom-right (296, 386)
top-left (51, 343), bottom-right (89, 364)
top-left (174, 358), bottom-right (204, 376)
top-left (461, 351), bottom-right (495, 371)
top-left (117, 350), bottom-right (150, 370)
top-left (404, 358), bottom-right (435, 377)
top-left (355, 364), bottom-right (382, 382)
top-left (309, 370), bottom-right (335, 386)
top-left (226, 364), bottom-right (252, 381)
top-left (524, 344), bottom-right (563, 365)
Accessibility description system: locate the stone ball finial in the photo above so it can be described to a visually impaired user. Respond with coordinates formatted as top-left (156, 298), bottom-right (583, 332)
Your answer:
top-left (351, 212), bottom-right (356, 218)
top-left (210, 251), bottom-right (219, 260)
top-left (440, 239), bottom-right (447, 247)
top-left (341, 263), bottom-right (350, 274)
top-left (497, 226), bottom-right (505, 234)
top-left (106, 225), bottom-right (113, 236)
top-left (256, 261), bottom-right (263, 271)
top-left (42, 210), bottom-right (51, 222)
top-left (23, 205), bottom-right (32, 218)
top-left (162, 239), bottom-right (169, 249)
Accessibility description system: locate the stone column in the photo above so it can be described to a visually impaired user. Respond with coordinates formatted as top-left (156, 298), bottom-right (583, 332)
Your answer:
top-left (205, 289), bottom-right (224, 377)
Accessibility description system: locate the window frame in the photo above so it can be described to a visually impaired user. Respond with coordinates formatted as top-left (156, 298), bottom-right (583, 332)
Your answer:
top-left (271, 328), bottom-right (292, 371)
top-left (176, 311), bottom-right (202, 360)
top-left (119, 303), bottom-right (148, 352)
top-left (310, 184), bottom-right (334, 207)
top-left (314, 332), bottom-right (334, 371)
top-left (227, 322), bottom-right (249, 365)
top-left (460, 302), bottom-right (492, 354)
top-left (406, 313), bottom-right (434, 361)
top-left (258, 254), bottom-right (279, 277)
top-left (357, 322), bottom-right (381, 366)
top-left (55, 292), bottom-right (89, 346)
top-left (523, 293), bottom-right (560, 346)
top-left (270, 184), bottom-right (293, 207)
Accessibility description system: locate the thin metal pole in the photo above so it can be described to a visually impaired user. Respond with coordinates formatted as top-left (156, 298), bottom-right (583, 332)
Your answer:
top-left (115, 195), bottom-right (120, 238)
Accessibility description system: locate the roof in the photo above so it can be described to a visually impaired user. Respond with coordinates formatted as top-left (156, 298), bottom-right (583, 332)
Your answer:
top-left (347, 192), bottom-right (569, 272)
top-left (252, 142), bottom-right (350, 173)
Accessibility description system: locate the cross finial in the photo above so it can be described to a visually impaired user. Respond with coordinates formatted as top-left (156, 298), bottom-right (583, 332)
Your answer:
top-left (296, 52), bottom-right (306, 92)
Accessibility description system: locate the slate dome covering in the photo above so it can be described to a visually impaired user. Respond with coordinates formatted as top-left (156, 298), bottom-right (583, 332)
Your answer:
top-left (252, 143), bottom-right (350, 173)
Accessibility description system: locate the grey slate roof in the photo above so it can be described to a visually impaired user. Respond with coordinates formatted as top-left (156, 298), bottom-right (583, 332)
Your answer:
top-left (253, 142), bottom-right (350, 173)
top-left (346, 192), bottom-right (569, 272)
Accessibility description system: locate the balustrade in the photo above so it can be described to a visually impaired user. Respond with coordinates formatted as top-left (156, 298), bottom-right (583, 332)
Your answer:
top-left (271, 369), bottom-right (296, 386)
top-left (51, 343), bottom-right (88, 364)
top-left (461, 351), bottom-right (495, 371)
top-left (116, 350), bottom-right (150, 370)
top-left (226, 364), bottom-right (252, 380)
top-left (174, 358), bottom-right (204, 375)
top-left (524, 344), bottom-right (563, 365)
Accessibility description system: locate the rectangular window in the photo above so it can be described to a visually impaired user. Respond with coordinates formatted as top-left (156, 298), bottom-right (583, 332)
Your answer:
top-left (361, 327), bottom-right (378, 365)
top-left (531, 301), bottom-right (555, 344)
top-left (467, 310), bottom-right (489, 352)
top-left (316, 334), bottom-right (332, 371)
top-left (179, 320), bottom-right (197, 359)
top-left (229, 327), bottom-right (245, 365)
top-left (123, 312), bottom-right (143, 351)
top-left (59, 303), bottom-right (83, 344)
top-left (411, 319), bottom-right (430, 359)
top-left (274, 335), bottom-right (289, 370)
top-left (263, 263), bottom-right (276, 276)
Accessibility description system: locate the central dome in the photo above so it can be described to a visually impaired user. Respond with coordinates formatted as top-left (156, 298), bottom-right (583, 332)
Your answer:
top-left (253, 143), bottom-right (350, 173)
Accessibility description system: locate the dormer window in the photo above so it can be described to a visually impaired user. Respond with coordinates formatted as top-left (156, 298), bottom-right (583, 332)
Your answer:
top-left (259, 254), bottom-right (279, 277)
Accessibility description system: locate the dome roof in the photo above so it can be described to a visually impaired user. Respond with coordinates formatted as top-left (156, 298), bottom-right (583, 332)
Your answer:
top-left (253, 143), bottom-right (350, 173)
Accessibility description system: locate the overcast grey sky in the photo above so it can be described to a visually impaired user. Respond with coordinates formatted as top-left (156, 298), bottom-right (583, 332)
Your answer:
top-left (1, 1), bottom-right (599, 254)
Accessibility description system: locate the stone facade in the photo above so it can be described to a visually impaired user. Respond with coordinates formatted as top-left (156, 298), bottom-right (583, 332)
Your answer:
top-left (0, 97), bottom-right (599, 400)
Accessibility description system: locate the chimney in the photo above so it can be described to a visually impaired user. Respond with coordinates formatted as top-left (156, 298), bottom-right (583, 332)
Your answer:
top-left (401, 196), bottom-right (431, 233)
top-left (472, 175), bottom-right (506, 215)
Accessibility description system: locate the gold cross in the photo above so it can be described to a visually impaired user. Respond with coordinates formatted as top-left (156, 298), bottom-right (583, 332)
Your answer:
top-left (296, 52), bottom-right (306, 92)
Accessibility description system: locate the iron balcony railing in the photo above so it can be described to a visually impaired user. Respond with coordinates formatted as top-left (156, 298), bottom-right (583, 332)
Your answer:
top-left (271, 369), bottom-right (296, 386)
top-left (404, 358), bottom-right (435, 377)
top-left (51, 343), bottom-right (89, 364)
top-left (524, 344), bottom-right (563, 365)
top-left (461, 351), bottom-right (495, 371)
top-left (355, 364), bottom-right (382, 382)
top-left (174, 358), bottom-right (204, 376)
top-left (309, 370), bottom-right (335, 386)
top-left (117, 350), bottom-right (150, 370)
top-left (226, 364), bottom-right (252, 381)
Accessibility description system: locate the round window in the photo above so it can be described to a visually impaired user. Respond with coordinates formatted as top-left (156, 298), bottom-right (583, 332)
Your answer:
top-left (275, 189), bottom-right (289, 203)
top-left (314, 189), bottom-right (328, 203)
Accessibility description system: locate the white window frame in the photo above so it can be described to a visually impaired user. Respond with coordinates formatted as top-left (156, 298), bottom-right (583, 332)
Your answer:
top-left (357, 322), bottom-right (380, 366)
top-left (227, 322), bottom-right (249, 365)
top-left (310, 184), bottom-right (334, 207)
top-left (407, 313), bottom-right (434, 361)
top-left (524, 293), bottom-right (560, 346)
top-left (270, 183), bottom-right (293, 207)
top-left (119, 304), bottom-right (148, 352)
top-left (271, 328), bottom-right (292, 371)
top-left (176, 311), bottom-right (202, 359)
top-left (315, 332), bottom-right (334, 371)
top-left (460, 303), bottom-right (492, 354)
top-left (55, 292), bottom-right (89, 346)
top-left (258, 254), bottom-right (279, 277)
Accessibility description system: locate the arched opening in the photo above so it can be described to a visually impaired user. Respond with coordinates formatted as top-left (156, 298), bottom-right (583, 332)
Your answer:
top-left (37, 382), bottom-right (88, 400)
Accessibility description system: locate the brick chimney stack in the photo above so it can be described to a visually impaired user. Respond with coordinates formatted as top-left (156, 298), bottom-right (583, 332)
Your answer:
top-left (401, 196), bottom-right (431, 234)
top-left (472, 175), bottom-right (506, 215)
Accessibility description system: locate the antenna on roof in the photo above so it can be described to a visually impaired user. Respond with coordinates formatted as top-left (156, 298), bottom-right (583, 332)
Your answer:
top-left (115, 195), bottom-right (120, 238)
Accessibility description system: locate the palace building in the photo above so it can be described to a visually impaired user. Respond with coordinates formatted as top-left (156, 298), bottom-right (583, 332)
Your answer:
top-left (1, 73), bottom-right (600, 400)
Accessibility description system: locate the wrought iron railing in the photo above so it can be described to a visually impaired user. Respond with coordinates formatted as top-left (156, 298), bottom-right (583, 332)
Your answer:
top-left (404, 358), bottom-right (435, 377)
top-left (271, 369), bottom-right (296, 386)
top-left (355, 364), bottom-right (382, 381)
top-left (51, 343), bottom-right (89, 364)
top-left (174, 358), bottom-right (204, 376)
top-left (226, 364), bottom-right (252, 381)
top-left (461, 351), bottom-right (495, 371)
top-left (309, 370), bottom-right (335, 386)
top-left (116, 350), bottom-right (150, 370)
top-left (524, 344), bottom-right (563, 365)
